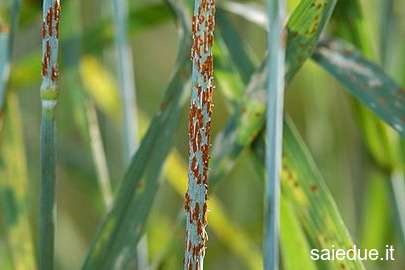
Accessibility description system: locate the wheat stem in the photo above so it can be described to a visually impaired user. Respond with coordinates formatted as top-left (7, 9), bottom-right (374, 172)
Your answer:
top-left (184, 1), bottom-right (216, 269)
top-left (265, 0), bottom-right (286, 269)
top-left (112, 0), bottom-right (138, 158)
top-left (39, 1), bottom-right (61, 269)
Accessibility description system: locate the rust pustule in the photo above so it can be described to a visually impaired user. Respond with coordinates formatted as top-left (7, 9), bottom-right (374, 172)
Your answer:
top-left (41, 22), bottom-right (47, 38)
top-left (51, 65), bottom-right (59, 81)
top-left (46, 8), bottom-right (53, 35)
top-left (53, 0), bottom-right (61, 38)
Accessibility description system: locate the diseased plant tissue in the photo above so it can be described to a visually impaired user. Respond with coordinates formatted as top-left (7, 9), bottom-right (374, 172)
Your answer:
top-left (184, 1), bottom-right (216, 269)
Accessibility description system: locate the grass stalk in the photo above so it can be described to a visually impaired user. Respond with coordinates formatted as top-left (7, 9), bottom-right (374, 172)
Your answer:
top-left (264, 0), bottom-right (286, 269)
top-left (0, 0), bottom-right (21, 132)
top-left (112, 0), bottom-right (138, 159)
top-left (86, 101), bottom-right (113, 208)
top-left (184, 1), bottom-right (216, 269)
top-left (111, 0), bottom-right (148, 267)
top-left (39, 1), bottom-right (61, 269)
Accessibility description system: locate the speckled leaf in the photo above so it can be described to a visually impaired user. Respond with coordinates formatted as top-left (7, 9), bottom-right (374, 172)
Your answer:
top-left (210, 0), bottom-right (337, 186)
top-left (285, 0), bottom-right (337, 80)
top-left (213, 2), bottom-right (364, 269)
top-left (279, 198), bottom-right (317, 270)
top-left (252, 120), bottom-right (366, 270)
top-left (312, 40), bottom-right (405, 136)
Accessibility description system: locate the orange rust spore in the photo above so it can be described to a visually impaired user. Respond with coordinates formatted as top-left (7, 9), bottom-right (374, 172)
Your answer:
top-left (51, 65), bottom-right (59, 81)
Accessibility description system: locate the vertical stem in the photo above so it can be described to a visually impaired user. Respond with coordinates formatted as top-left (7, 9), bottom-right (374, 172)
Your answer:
top-left (112, 0), bottom-right (138, 159)
top-left (0, 0), bottom-right (21, 116)
top-left (111, 0), bottom-right (146, 268)
top-left (265, 0), bottom-right (286, 270)
top-left (184, 1), bottom-right (216, 269)
top-left (39, 1), bottom-right (60, 269)
top-left (39, 108), bottom-right (56, 270)
top-left (86, 102), bottom-right (113, 208)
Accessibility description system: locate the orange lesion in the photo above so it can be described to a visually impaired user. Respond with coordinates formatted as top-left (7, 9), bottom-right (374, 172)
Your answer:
top-left (51, 65), bottom-right (59, 81)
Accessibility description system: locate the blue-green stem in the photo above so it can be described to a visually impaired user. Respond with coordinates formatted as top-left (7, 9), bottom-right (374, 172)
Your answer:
top-left (111, 0), bottom-right (147, 268)
top-left (112, 0), bottom-right (138, 159)
top-left (265, 0), bottom-right (286, 270)
top-left (39, 0), bottom-right (60, 269)
top-left (0, 0), bottom-right (21, 112)
top-left (184, 1), bottom-right (216, 269)
top-left (39, 107), bottom-right (56, 270)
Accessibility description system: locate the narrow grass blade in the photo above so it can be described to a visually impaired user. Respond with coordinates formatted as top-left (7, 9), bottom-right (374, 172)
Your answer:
top-left (111, 0), bottom-right (146, 266)
top-left (210, 0), bottom-right (337, 187)
top-left (312, 40), bottom-right (405, 136)
top-left (82, 2), bottom-right (192, 268)
top-left (86, 102), bottom-right (113, 208)
top-left (215, 9), bottom-right (255, 85)
top-left (213, 40), bottom-right (245, 105)
top-left (0, 0), bottom-right (21, 137)
top-left (221, 1), bottom-right (267, 30)
top-left (264, 0), bottom-right (286, 269)
top-left (0, 94), bottom-right (36, 269)
top-left (39, 1), bottom-right (61, 269)
top-left (112, 0), bottom-right (139, 160)
top-left (252, 120), bottom-right (366, 270)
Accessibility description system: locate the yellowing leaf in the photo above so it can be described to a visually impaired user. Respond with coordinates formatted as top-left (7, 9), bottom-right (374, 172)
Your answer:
top-left (79, 55), bottom-right (121, 119)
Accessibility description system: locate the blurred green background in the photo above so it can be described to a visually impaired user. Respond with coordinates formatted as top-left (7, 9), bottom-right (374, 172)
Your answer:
top-left (0, 0), bottom-right (404, 269)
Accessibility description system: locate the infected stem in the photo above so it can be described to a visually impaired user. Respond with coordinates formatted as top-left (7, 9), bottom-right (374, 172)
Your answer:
top-left (184, 1), bottom-right (216, 269)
